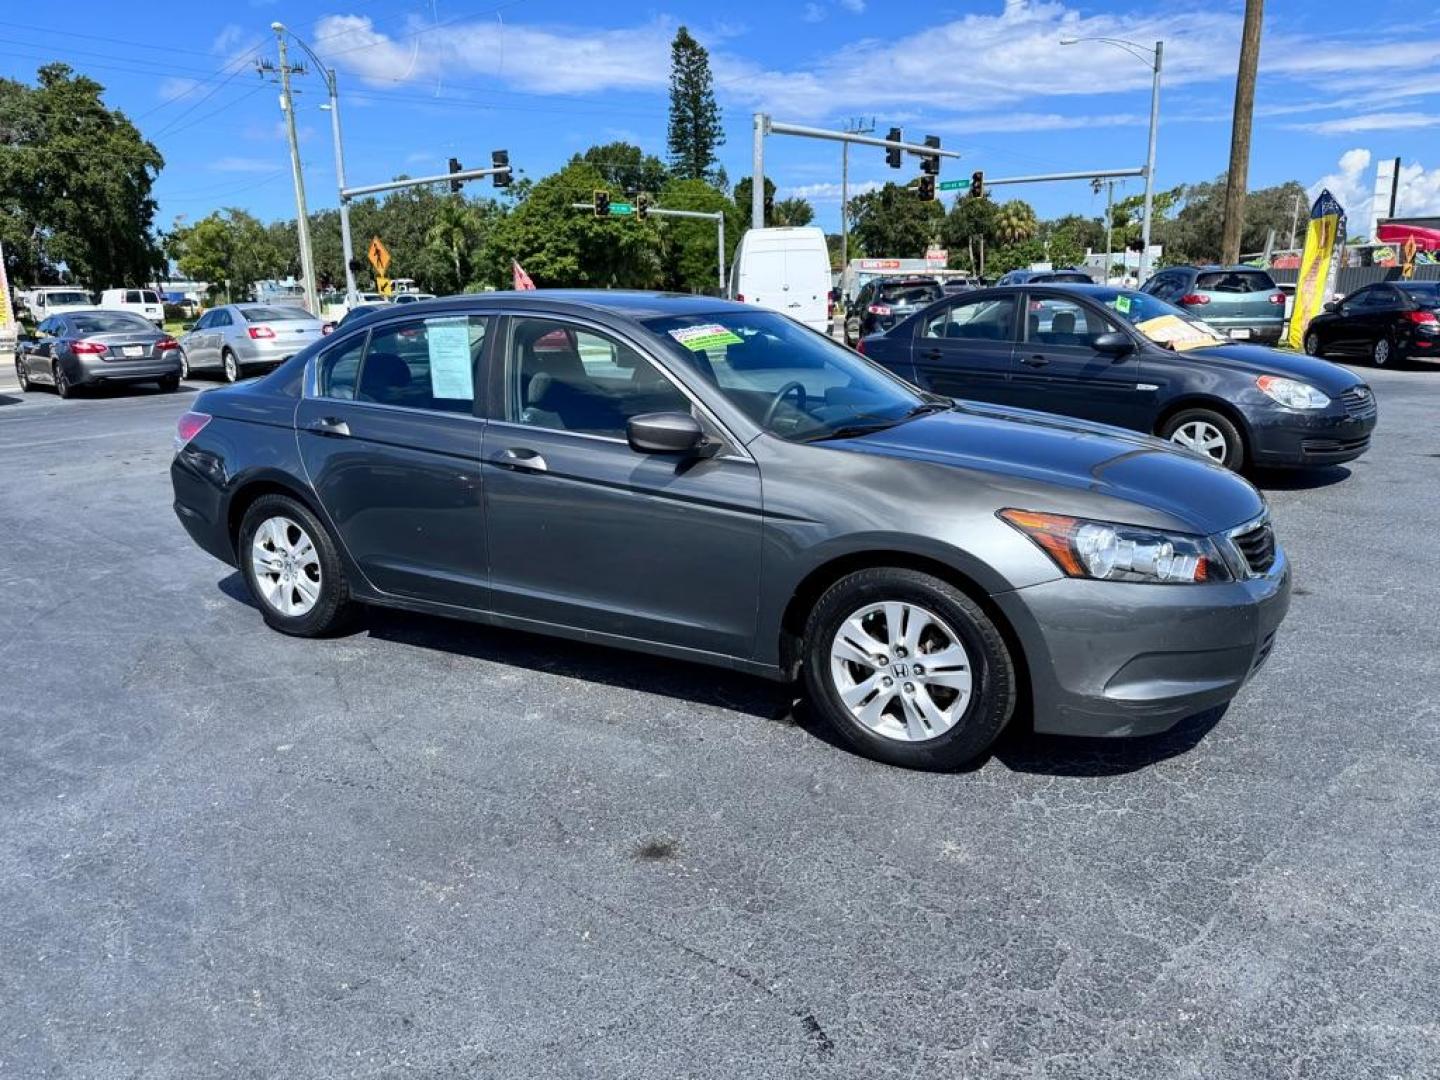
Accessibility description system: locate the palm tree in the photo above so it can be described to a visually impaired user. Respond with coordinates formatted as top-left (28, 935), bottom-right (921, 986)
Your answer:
top-left (993, 200), bottom-right (1038, 245)
top-left (425, 199), bottom-right (478, 291)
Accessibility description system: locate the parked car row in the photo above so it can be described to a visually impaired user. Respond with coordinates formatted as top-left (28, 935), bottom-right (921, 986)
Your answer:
top-left (19, 286), bottom-right (168, 326)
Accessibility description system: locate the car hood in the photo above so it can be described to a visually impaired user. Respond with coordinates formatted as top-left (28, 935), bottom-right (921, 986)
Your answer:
top-left (1178, 342), bottom-right (1364, 394)
top-left (829, 404), bottom-right (1265, 535)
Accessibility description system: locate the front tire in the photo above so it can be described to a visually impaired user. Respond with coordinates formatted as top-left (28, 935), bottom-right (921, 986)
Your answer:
top-left (1162, 408), bottom-right (1245, 471)
top-left (1371, 335), bottom-right (1393, 367)
top-left (802, 568), bottom-right (1016, 770)
top-left (16, 360), bottom-right (32, 392)
top-left (222, 349), bottom-right (240, 383)
top-left (1303, 331), bottom-right (1323, 357)
top-left (238, 494), bottom-right (353, 637)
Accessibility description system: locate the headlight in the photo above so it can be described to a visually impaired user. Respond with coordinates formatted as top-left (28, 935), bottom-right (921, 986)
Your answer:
top-left (999, 509), bottom-right (1231, 584)
top-left (1257, 375), bottom-right (1328, 409)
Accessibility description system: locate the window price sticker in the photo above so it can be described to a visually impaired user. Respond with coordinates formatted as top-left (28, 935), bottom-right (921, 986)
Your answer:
top-left (668, 323), bottom-right (743, 351)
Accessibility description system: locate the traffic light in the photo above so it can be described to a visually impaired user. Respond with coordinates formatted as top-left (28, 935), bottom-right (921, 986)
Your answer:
top-left (920, 135), bottom-right (940, 176)
top-left (593, 189), bottom-right (610, 217)
top-left (917, 175), bottom-right (936, 202)
top-left (448, 157), bottom-right (463, 194)
top-left (885, 127), bottom-right (902, 169)
top-left (636, 192), bottom-right (650, 220)
top-left (969, 170), bottom-right (984, 199)
top-left (491, 149), bottom-right (510, 188)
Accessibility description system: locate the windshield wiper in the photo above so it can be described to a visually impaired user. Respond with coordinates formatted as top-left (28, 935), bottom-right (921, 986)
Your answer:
top-left (797, 401), bottom-right (950, 443)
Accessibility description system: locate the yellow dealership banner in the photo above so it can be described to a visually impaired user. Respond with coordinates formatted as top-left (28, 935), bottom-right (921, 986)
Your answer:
top-left (1286, 189), bottom-right (1346, 350)
top-left (0, 238), bottom-right (15, 347)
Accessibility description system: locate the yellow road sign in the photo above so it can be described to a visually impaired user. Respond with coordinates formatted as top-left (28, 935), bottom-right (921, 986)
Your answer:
top-left (367, 236), bottom-right (391, 275)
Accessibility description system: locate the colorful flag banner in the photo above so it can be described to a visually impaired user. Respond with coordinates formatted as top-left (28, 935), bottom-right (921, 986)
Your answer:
top-left (1287, 189), bottom-right (1346, 350)
top-left (512, 261), bottom-right (535, 291)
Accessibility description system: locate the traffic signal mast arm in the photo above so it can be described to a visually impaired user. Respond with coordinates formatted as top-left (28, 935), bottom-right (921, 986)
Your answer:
top-left (341, 160), bottom-right (513, 200)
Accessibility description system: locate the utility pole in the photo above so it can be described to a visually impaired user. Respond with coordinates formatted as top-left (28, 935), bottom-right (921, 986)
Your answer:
top-left (840, 118), bottom-right (874, 269)
top-left (1288, 190), bottom-right (1303, 251)
top-left (1221, 0), bottom-right (1264, 265)
top-left (264, 31), bottom-right (318, 315)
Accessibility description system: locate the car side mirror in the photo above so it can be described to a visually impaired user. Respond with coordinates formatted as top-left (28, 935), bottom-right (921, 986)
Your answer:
top-left (1093, 331), bottom-right (1134, 358)
top-left (1323, 301), bottom-right (1338, 313)
top-left (181, 321), bottom-right (197, 331)
top-left (627, 411), bottom-right (710, 455)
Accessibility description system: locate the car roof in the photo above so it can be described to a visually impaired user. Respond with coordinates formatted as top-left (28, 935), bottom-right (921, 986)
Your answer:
top-left (363, 289), bottom-right (741, 321)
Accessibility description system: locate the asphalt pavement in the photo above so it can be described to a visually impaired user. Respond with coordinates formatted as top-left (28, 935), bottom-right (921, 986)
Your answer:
top-left (1, 368), bottom-right (1438, 1078)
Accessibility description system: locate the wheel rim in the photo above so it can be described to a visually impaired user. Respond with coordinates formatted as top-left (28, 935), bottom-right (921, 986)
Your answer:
top-left (829, 601), bottom-right (973, 743)
top-left (1171, 420), bottom-right (1227, 462)
top-left (250, 515), bottom-right (322, 617)
top-left (1374, 339), bottom-right (1390, 366)
top-left (179, 350), bottom-right (189, 379)
top-left (15, 362), bottom-right (27, 388)
top-left (224, 353), bottom-right (237, 381)
top-left (55, 367), bottom-right (67, 395)
top-left (1304, 334), bottom-right (1319, 355)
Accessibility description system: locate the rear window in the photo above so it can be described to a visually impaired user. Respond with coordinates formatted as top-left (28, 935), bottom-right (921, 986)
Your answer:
top-left (876, 281), bottom-right (943, 304)
top-left (1398, 283), bottom-right (1440, 308)
top-left (69, 312), bottom-right (155, 333)
top-left (1195, 270), bottom-right (1276, 293)
top-left (243, 305), bottom-right (310, 322)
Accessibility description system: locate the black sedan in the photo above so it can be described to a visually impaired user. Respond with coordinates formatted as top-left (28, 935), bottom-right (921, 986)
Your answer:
top-left (859, 284), bottom-right (1377, 471)
top-left (15, 310), bottom-right (182, 398)
top-left (1302, 281), bottom-right (1440, 367)
top-left (843, 277), bottom-right (945, 345)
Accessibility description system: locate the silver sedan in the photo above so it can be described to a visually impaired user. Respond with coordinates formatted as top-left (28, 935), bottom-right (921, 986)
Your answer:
top-left (178, 303), bottom-right (327, 383)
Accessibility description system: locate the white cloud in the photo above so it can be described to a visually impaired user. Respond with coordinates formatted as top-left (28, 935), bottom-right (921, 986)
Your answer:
top-left (157, 77), bottom-right (201, 104)
top-left (932, 111), bottom-right (1144, 134)
top-left (837, 0), bottom-right (865, 12)
top-left (802, 3), bottom-right (825, 23)
top-left (1309, 149), bottom-right (1440, 222)
top-left (1285, 112), bottom-right (1440, 135)
top-left (781, 180), bottom-right (882, 203)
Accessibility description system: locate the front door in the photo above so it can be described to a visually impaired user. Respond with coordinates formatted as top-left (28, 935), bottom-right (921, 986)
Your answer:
top-left (482, 314), bottom-right (763, 659)
top-left (1011, 292), bottom-right (1150, 429)
top-left (296, 313), bottom-right (492, 609)
top-left (910, 293), bottom-right (1020, 404)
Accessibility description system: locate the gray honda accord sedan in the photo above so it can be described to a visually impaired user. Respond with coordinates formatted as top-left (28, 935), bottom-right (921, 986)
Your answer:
top-left (171, 291), bottom-right (1290, 770)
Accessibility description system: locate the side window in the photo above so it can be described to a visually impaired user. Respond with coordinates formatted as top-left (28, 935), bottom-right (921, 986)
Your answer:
top-left (1342, 289), bottom-right (1373, 314)
top-left (507, 317), bottom-right (690, 437)
top-left (356, 315), bottom-right (487, 413)
top-left (319, 332), bottom-right (367, 401)
top-left (38, 317), bottom-right (57, 336)
top-left (921, 296), bottom-right (1017, 342)
top-left (194, 311), bottom-right (212, 330)
top-left (213, 310), bottom-right (232, 327)
top-left (1025, 297), bottom-right (1117, 349)
top-left (125, 290), bottom-right (142, 304)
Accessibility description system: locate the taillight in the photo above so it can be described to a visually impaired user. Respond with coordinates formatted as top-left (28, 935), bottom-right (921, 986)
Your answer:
top-left (868, 304), bottom-right (893, 316)
top-left (856, 337), bottom-right (866, 354)
top-left (1179, 293), bottom-right (1210, 305)
top-left (248, 325), bottom-right (275, 339)
top-left (735, 293), bottom-right (745, 302)
top-left (156, 337), bottom-right (178, 351)
top-left (174, 410), bottom-right (211, 451)
top-left (71, 340), bottom-right (107, 354)
top-left (1268, 293), bottom-right (1286, 305)
top-left (1404, 310), bottom-right (1438, 326)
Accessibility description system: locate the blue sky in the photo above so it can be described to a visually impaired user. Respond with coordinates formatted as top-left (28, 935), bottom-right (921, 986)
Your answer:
top-left (5, 0), bottom-right (1440, 238)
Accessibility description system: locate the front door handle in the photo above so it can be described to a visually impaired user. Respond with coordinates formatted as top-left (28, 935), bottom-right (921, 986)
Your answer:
top-left (306, 416), bottom-right (350, 437)
top-left (1021, 354), bottom-right (1050, 368)
top-left (497, 447), bottom-right (548, 473)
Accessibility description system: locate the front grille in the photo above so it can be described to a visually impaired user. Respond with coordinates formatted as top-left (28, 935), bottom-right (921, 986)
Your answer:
top-left (1339, 385), bottom-right (1377, 420)
top-left (1301, 435), bottom-right (1371, 455)
top-left (1232, 522), bottom-right (1276, 575)
top-left (1252, 631), bottom-right (1277, 673)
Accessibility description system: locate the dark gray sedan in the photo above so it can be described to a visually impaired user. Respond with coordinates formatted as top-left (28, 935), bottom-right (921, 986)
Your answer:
top-left (15, 310), bottom-right (181, 397)
top-left (171, 292), bottom-right (1290, 770)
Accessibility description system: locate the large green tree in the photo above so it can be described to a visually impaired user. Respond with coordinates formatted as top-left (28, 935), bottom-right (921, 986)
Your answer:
top-left (0, 63), bottom-right (164, 290)
top-left (169, 209), bottom-right (286, 301)
top-left (655, 176), bottom-right (737, 293)
top-left (572, 142), bottom-right (669, 197)
top-left (848, 183), bottom-right (944, 258)
top-left (666, 27), bottom-right (724, 183)
top-left (771, 198), bottom-right (815, 227)
top-left (1161, 177), bottom-right (1303, 263)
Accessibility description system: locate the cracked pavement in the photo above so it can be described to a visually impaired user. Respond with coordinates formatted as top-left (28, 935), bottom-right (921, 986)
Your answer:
top-left (1, 365), bottom-right (1437, 1078)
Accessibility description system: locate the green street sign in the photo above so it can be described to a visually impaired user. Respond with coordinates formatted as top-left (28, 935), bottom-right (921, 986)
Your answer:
top-left (609, 202), bottom-right (635, 216)
top-left (938, 179), bottom-right (965, 191)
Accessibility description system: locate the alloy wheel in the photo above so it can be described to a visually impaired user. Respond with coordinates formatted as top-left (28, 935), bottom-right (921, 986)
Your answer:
top-left (54, 365), bottom-right (70, 398)
top-left (223, 351), bottom-right (239, 383)
top-left (1373, 338), bottom-right (1391, 366)
top-left (1304, 333), bottom-right (1321, 356)
top-left (250, 515), bottom-right (322, 617)
top-left (15, 361), bottom-right (29, 391)
top-left (828, 601), bottom-right (973, 743)
top-left (1170, 420), bottom-right (1228, 462)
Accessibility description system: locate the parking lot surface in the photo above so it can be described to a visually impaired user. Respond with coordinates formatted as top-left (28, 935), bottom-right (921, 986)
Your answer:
top-left (2, 368), bottom-right (1438, 1078)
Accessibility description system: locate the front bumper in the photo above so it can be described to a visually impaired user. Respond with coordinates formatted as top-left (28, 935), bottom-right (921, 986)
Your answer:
top-left (993, 549), bottom-right (1291, 738)
top-left (1247, 403), bottom-right (1377, 466)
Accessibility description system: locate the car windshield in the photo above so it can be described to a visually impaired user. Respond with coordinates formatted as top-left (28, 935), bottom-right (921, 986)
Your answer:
top-left (643, 309), bottom-right (932, 442)
top-left (877, 281), bottom-right (943, 305)
top-left (46, 292), bottom-right (91, 305)
top-left (68, 312), bottom-right (155, 334)
top-left (243, 305), bottom-right (310, 322)
top-left (1038, 273), bottom-right (1091, 283)
top-left (1398, 283), bottom-right (1440, 309)
top-left (1085, 288), bottom-right (1229, 351)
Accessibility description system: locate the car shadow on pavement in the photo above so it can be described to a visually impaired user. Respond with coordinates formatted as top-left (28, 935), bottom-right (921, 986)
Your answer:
top-left (217, 573), bottom-right (1227, 775)
top-left (0, 393), bottom-right (21, 407)
top-left (1249, 465), bottom-right (1351, 491)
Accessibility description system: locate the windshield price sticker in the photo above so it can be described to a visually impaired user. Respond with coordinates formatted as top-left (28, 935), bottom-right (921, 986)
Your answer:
top-left (1114, 295), bottom-right (1132, 314)
top-left (668, 323), bottom-right (743, 351)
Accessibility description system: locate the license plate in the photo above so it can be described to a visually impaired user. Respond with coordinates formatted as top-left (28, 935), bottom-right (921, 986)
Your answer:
top-left (1230, 329), bottom-right (1251, 340)
top-left (123, 345), bottom-right (144, 357)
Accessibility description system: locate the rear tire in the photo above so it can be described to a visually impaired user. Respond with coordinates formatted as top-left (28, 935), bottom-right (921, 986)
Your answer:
top-left (53, 363), bottom-right (73, 399)
top-left (802, 568), bottom-right (1016, 771)
top-left (1371, 335), bottom-right (1393, 367)
top-left (16, 360), bottom-right (33, 392)
top-left (238, 494), bottom-right (354, 637)
top-left (1303, 331), bottom-right (1323, 357)
top-left (178, 349), bottom-right (191, 380)
top-left (1161, 408), bottom-right (1245, 471)
top-left (158, 375), bottom-right (180, 393)
top-left (222, 349), bottom-right (240, 383)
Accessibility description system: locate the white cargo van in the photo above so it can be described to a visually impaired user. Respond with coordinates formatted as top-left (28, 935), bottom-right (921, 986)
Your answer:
top-left (100, 287), bottom-right (165, 326)
top-left (25, 287), bottom-right (94, 321)
top-left (729, 226), bottom-right (831, 333)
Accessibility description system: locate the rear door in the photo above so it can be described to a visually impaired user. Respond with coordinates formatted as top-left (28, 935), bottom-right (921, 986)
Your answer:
top-left (1331, 288), bottom-right (1377, 355)
top-left (1360, 285), bottom-right (1407, 353)
top-left (1012, 292), bottom-right (1149, 429)
top-left (296, 312), bottom-right (492, 609)
top-left (911, 293), bottom-right (1020, 404)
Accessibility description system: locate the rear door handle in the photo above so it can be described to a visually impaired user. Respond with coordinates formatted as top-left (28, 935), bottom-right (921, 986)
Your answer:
top-left (1021, 354), bottom-right (1050, 368)
top-left (306, 416), bottom-right (350, 437)
top-left (497, 447), bottom-right (547, 473)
